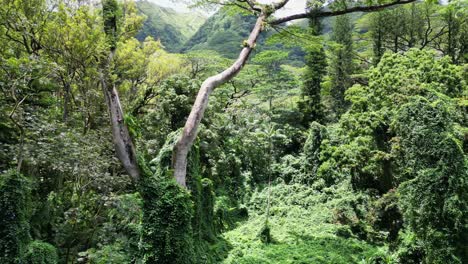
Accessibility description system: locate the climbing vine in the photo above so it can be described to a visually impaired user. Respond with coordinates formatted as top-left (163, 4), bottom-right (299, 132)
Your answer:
top-left (0, 170), bottom-right (32, 264)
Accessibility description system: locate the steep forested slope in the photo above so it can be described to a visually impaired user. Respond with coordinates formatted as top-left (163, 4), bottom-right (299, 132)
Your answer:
top-left (136, 1), bottom-right (206, 52)
top-left (182, 9), bottom-right (263, 58)
top-left (182, 8), bottom-right (311, 65)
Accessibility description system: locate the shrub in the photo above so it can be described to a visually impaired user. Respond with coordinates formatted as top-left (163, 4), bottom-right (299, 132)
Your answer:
top-left (23, 241), bottom-right (58, 264)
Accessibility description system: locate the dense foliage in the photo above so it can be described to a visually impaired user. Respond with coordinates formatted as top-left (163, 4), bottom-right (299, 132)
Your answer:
top-left (0, 0), bottom-right (466, 263)
top-left (0, 171), bottom-right (32, 264)
top-left (24, 241), bottom-right (58, 264)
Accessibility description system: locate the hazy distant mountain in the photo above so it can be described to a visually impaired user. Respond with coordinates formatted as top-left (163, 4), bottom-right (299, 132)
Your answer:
top-left (135, 1), bottom-right (206, 52)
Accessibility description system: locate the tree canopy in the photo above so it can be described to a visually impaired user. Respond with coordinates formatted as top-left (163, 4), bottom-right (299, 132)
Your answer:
top-left (0, 0), bottom-right (466, 263)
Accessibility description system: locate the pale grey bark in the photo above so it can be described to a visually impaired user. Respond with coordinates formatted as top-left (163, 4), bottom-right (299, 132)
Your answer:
top-left (100, 0), bottom-right (140, 182)
top-left (101, 51), bottom-right (140, 182)
top-left (172, 14), bottom-right (267, 187)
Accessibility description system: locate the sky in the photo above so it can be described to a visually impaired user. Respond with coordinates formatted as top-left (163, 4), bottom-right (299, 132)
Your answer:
top-left (150, 0), bottom-right (307, 16)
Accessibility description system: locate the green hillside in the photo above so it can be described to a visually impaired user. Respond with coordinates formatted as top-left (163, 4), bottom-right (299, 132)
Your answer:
top-left (182, 9), bottom-right (263, 58)
top-left (136, 1), bottom-right (206, 52)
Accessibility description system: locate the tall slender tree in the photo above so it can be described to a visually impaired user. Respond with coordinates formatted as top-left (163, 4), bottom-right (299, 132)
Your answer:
top-left (298, 17), bottom-right (326, 126)
top-left (440, 0), bottom-right (468, 64)
top-left (329, 14), bottom-right (354, 116)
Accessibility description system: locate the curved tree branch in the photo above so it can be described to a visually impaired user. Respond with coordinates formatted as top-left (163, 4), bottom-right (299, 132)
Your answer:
top-left (172, 13), bottom-right (267, 187)
top-left (269, 0), bottom-right (417, 25)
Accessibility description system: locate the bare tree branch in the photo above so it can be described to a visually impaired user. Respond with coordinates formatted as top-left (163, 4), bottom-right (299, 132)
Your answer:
top-left (269, 0), bottom-right (417, 25)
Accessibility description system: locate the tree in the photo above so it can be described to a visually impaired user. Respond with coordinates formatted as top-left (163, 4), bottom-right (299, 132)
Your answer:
top-left (100, 0), bottom-right (141, 182)
top-left (43, 2), bottom-right (105, 122)
top-left (115, 37), bottom-right (184, 115)
top-left (298, 18), bottom-right (327, 126)
top-left (363, 1), bottom-right (467, 64)
top-left (0, 0), bottom-right (56, 172)
top-left (252, 50), bottom-right (291, 112)
top-left (345, 50), bottom-right (466, 261)
top-left (173, 0), bottom-right (419, 187)
top-left (394, 98), bottom-right (467, 263)
top-left (367, 11), bottom-right (387, 64)
top-left (329, 14), bottom-right (354, 116)
top-left (438, 0), bottom-right (468, 64)
top-left (0, 0), bottom-right (48, 56)
top-left (0, 170), bottom-right (31, 263)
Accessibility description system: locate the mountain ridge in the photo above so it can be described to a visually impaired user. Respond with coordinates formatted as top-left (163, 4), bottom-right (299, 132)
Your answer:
top-left (136, 0), bottom-right (207, 52)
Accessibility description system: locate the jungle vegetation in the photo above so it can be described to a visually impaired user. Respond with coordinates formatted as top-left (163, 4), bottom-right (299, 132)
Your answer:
top-left (0, 0), bottom-right (467, 263)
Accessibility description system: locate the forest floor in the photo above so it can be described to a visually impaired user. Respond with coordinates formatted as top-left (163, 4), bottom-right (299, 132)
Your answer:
top-left (217, 183), bottom-right (386, 263)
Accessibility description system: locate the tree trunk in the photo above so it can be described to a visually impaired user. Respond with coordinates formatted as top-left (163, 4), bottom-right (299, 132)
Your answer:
top-left (63, 82), bottom-right (70, 122)
top-left (172, 14), bottom-right (266, 187)
top-left (100, 51), bottom-right (140, 182)
top-left (100, 0), bottom-right (140, 182)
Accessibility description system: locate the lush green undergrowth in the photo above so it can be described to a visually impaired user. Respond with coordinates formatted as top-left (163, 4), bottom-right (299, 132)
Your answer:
top-left (223, 222), bottom-right (384, 264)
top-left (224, 237), bottom-right (382, 264)
top-left (220, 183), bottom-right (387, 263)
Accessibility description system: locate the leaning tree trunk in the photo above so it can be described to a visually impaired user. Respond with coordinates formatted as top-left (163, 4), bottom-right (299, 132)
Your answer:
top-left (100, 51), bottom-right (140, 182)
top-left (172, 14), bottom-right (266, 187)
top-left (100, 0), bottom-right (140, 182)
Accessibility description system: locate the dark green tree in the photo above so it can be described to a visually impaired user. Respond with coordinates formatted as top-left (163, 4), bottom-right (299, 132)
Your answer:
top-left (329, 14), bottom-right (355, 116)
top-left (298, 18), bottom-right (327, 126)
top-left (368, 11), bottom-right (387, 64)
top-left (320, 49), bottom-right (467, 261)
top-left (439, 0), bottom-right (468, 64)
top-left (299, 121), bottom-right (327, 184)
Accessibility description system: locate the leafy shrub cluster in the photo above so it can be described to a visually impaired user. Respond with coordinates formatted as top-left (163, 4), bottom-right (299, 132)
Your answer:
top-left (23, 241), bottom-right (58, 264)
